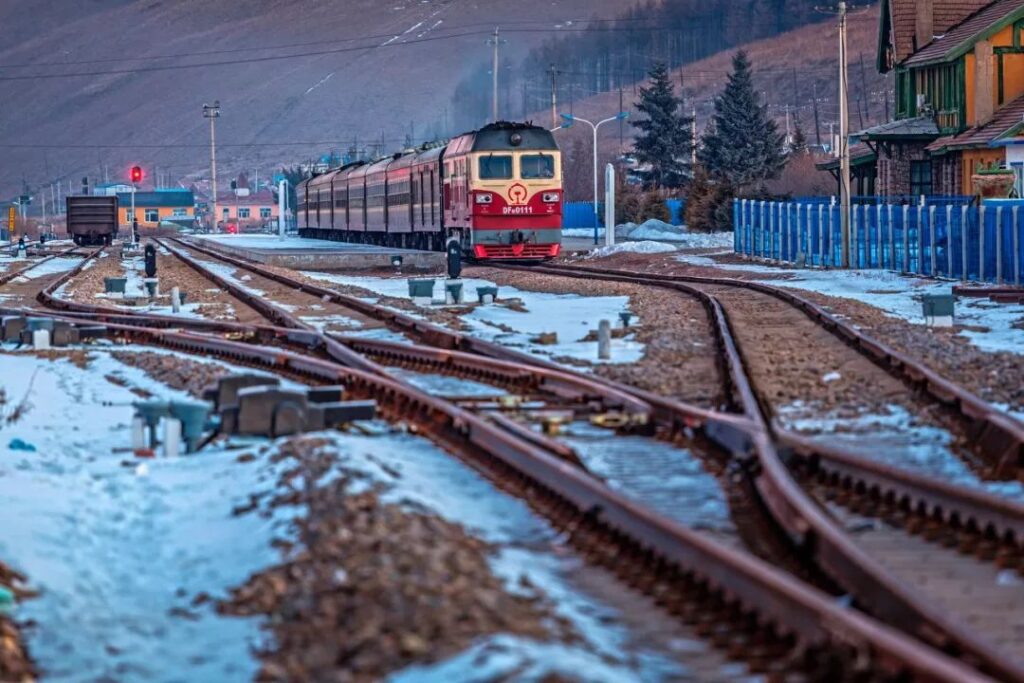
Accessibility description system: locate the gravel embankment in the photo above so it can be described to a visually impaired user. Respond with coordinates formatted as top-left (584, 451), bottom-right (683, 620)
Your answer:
top-left (220, 437), bottom-right (564, 682)
top-left (470, 266), bottom-right (723, 409)
top-left (110, 351), bottom-right (233, 397)
top-left (583, 250), bottom-right (1024, 414)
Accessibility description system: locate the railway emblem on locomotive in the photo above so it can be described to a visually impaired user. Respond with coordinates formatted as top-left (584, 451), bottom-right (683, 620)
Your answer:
top-left (508, 183), bottom-right (529, 205)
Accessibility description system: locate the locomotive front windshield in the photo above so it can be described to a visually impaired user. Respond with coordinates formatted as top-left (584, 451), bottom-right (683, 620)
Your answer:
top-left (479, 155), bottom-right (513, 179)
top-left (520, 154), bottom-right (556, 179)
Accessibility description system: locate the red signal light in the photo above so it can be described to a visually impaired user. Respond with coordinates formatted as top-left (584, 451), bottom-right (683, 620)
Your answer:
top-left (130, 166), bottom-right (143, 184)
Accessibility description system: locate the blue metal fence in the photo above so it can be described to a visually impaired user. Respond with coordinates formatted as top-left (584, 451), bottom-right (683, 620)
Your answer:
top-left (563, 199), bottom-right (687, 229)
top-left (733, 198), bottom-right (1024, 284)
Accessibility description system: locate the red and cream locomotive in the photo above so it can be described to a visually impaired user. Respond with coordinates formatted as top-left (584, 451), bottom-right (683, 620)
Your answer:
top-left (295, 121), bottom-right (562, 261)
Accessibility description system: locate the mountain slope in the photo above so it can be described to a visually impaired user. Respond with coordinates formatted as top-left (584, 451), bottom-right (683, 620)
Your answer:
top-left (0, 0), bottom-right (625, 200)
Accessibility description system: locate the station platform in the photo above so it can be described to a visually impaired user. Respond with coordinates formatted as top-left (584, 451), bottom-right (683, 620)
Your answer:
top-left (192, 234), bottom-right (445, 271)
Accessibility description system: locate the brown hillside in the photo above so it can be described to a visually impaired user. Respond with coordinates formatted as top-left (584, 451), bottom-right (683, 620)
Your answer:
top-left (0, 0), bottom-right (626, 201)
top-left (549, 4), bottom-right (887, 190)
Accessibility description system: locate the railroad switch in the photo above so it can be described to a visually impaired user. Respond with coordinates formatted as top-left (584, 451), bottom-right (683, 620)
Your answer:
top-left (2, 315), bottom-right (106, 348)
top-left (206, 374), bottom-right (377, 439)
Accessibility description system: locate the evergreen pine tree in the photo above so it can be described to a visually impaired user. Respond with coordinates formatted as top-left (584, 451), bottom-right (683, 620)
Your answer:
top-left (790, 117), bottom-right (808, 155)
top-left (698, 50), bottom-right (786, 190)
top-left (631, 62), bottom-right (694, 189)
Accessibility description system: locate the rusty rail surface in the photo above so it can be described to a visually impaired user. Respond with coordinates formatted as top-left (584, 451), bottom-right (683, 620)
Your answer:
top-left (953, 285), bottom-right (1024, 304)
top-left (498, 262), bottom-right (1024, 682)
top-left (7, 306), bottom-right (991, 683)
top-left (548, 263), bottom-right (1024, 480)
top-left (162, 239), bottom-right (1023, 679)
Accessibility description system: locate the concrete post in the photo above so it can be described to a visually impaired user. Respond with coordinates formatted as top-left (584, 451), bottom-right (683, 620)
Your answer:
top-left (597, 320), bottom-right (611, 360)
top-left (902, 204), bottom-right (910, 273)
top-left (163, 418), bottom-right (182, 458)
top-left (278, 179), bottom-right (288, 241)
top-left (604, 164), bottom-right (615, 248)
top-left (888, 204), bottom-right (895, 269)
top-left (171, 286), bottom-right (181, 313)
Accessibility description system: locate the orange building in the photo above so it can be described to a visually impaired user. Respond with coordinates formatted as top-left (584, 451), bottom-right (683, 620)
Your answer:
top-left (216, 189), bottom-right (279, 230)
top-left (117, 189), bottom-right (196, 229)
top-left (823, 0), bottom-right (1024, 196)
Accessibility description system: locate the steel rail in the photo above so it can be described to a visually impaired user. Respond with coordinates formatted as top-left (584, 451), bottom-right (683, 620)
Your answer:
top-left (9, 306), bottom-right (992, 683)
top-left (550, 263), bottom-right (1024, 480)
top-left (155, 240), bottom-right (1023, 678)
top-left (497, 262), bottom-right (1024, 682)
top-left (0, 245), bottom-right (83, 287)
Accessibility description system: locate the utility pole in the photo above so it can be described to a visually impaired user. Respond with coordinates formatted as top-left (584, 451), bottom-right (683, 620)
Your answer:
top-left (203, 101), bottom-right (221, 232)
top-left (691, 107), bottom-right (698, 167)
top-left (813, 82), bottom-right (823, 146)
top-left (619, 86), bottom-right (625, 150)
top-left (488, 28), bottom-right (506, 122)
top-left (838, 1), bottom-right (852, 268)
top-left (549, 64), bottom-right (558, 129)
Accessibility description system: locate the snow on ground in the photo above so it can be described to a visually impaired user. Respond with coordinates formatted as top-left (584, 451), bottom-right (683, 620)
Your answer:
top-left (282, 432), bottom-right (730, 681)
top-left (565, 223), bottom-right (734, 250)
top-left (560, 422), bottom-right (734, 534)
top-left (677, 253), bottom-right (1024, 355)
top-left (384, 367), bottom-right (506, 398)
top-left (80, 253), bottom-right (209, 319)
top-left (0, 349), bottom-right (288, 682)
top-left (302, 272), bottom-right (645, 365)
top-left (587, 241), bottom-right (677, 258)
top-left (6, 256), bottom-right (80, 281)
top-left (778, 403), bottom-right (1024, 502)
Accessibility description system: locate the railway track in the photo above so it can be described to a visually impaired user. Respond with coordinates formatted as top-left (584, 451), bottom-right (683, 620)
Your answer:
top-left (160, 238), bottom-right (1024, 680)
top-left (4, 237), bottom-right (997, 680)
top-left (0, 312), bottom-right (986, 682)
top-left (493, 261), bottom-right (1024, 681)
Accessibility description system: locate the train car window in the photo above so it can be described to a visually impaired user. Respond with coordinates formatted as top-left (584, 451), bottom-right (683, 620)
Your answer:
top-left (521, 154), bottom-right (556, 179)
top-left (430, 170), bottom-right (436, 224)
top-left (479, 155), bottom-right (512, 180)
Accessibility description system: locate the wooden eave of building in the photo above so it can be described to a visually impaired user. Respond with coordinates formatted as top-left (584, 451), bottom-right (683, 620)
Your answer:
top-left (927, 91), bottom-right (1024, 152)
top-left (816, 144), bottom-right (878, 173)
top-left (904, 0), bottom-right (1024, 67)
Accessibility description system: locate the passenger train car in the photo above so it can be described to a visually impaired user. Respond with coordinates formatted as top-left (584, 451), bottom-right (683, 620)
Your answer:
top-left (296, 122), bottom-right (562, 261)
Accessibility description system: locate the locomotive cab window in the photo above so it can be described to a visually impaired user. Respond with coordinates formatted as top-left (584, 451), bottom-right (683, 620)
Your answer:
top-left (479, 155), bottom-right (513, 179)
top-left (520, 154), bottom-right (555, 180)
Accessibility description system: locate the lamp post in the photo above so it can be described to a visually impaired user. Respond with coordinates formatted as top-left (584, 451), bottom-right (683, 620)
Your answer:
top-left (203, 101), bottom-right (221, 232)
top-left (560, 112), bottom-right (629, 245)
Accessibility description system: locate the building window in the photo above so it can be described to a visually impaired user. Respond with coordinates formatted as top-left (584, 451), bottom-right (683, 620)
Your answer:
top-left (125, 210), bottom-right (135, 222)
top-left (145, 209), bottom-right (159, 223)
top-left (222, 208), bottom-right (230, 218)
top-left (172, 208), bottom-right (188, 217)
top-left (260, 207), bottom-right (272, 218)
top-left (910, 161), bottom-right (933, 197)
top-left (238, 208), bottom-right (251, 219)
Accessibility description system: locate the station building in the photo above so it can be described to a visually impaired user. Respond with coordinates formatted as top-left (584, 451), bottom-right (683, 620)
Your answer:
top-left (116, 189), bottom-right (196, 229)
top-left (822, 0), bottom-right (1024, 197)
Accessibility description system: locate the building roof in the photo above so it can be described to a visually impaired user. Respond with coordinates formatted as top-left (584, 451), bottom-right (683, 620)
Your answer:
top-left (816, 144), bottom-right (878, 172)
top-left (904, 0), bottom-right (1024, 66)
top-left (115, 189), bottom-right (194, 207)
top-left (927, 92), bottom-right (1024, 152)
top-left (855, 116), bottom-right (942, 140)
top-left (880, 0), bottom-right (993, 68)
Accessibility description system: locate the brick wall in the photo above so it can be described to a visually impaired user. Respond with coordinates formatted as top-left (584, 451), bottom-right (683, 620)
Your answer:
top-left (875, 141), bottom-right (932, 195)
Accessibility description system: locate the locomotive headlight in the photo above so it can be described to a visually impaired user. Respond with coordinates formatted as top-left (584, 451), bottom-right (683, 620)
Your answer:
top-left (542, 192), bottom-right (560, 203)
top-left (475, 193), bottom-right (494, 204)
